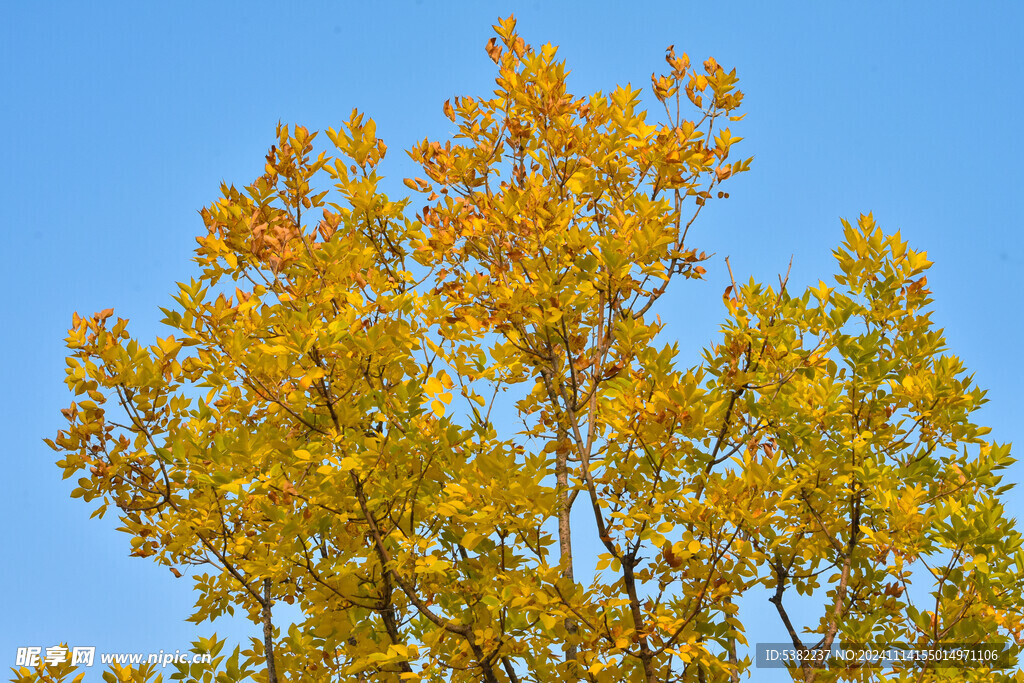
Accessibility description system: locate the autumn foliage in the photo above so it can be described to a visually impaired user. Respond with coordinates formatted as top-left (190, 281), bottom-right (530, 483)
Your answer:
top-left (38, 16), bottom-right (1023, 683)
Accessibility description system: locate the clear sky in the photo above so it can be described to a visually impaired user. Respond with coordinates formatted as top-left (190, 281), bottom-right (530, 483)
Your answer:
top-left (3, 2), bottom-right (1022, 681)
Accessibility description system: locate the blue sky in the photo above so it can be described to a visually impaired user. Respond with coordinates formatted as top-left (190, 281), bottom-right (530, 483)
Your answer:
top-left (2, 2), bottom-right (1022, 680)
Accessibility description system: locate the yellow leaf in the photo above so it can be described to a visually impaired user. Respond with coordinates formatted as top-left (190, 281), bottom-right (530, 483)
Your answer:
top-left (539, 613), bottom-right (557, 632)
top-left (462, 531), bottom-right (481, 550)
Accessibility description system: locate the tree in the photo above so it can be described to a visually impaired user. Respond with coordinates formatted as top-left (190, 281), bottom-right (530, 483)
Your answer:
top-left (40, 16), bottom-right (1023, 683)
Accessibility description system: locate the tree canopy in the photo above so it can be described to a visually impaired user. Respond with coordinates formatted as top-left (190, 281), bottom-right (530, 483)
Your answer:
top-left (36, 16), bottom-right (1023, 683)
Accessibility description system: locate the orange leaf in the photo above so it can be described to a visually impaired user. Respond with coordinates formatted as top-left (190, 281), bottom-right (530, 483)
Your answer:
top-left (486, 37), bottom-right (502, 64)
